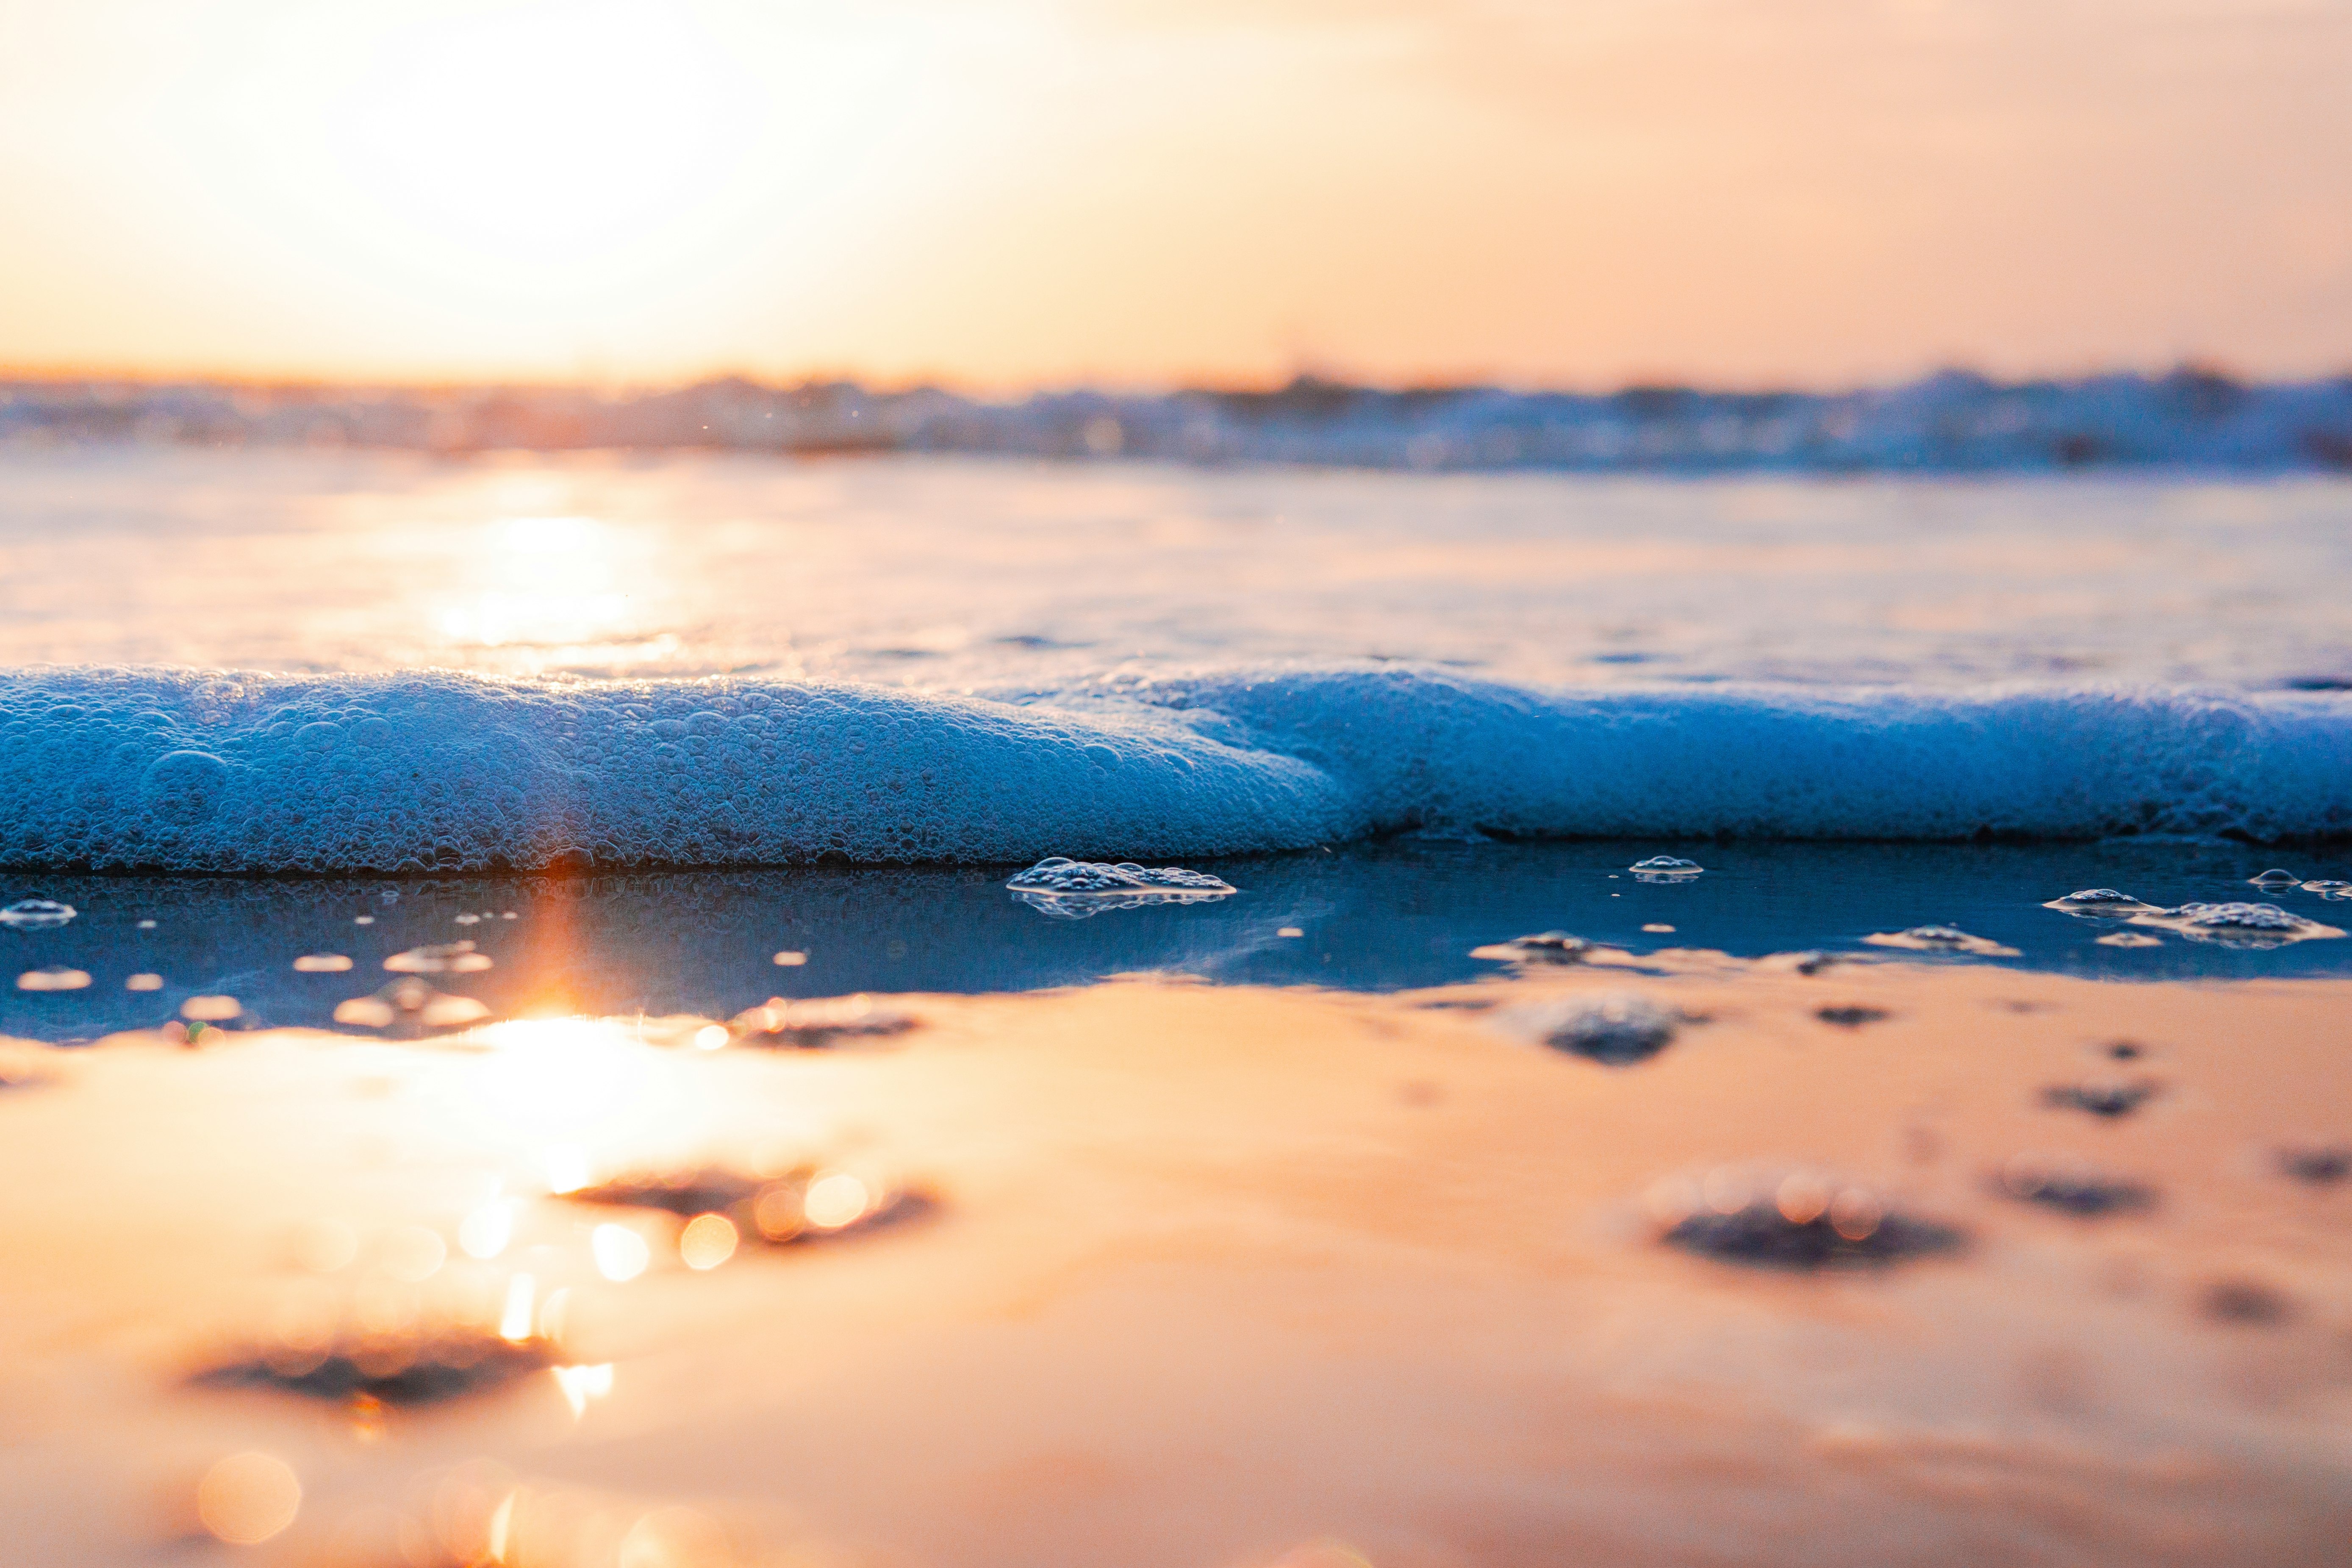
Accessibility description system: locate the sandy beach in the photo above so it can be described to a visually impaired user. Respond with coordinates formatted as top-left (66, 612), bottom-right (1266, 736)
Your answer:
top-left (5, 952), bottom-right (2347, 1567)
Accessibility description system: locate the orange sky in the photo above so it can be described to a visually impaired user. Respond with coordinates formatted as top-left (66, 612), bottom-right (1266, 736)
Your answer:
top-left (1, 0), bottom-right (2347, 389)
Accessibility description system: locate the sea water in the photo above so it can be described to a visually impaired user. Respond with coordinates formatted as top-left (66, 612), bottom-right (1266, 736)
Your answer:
top-left (8, 447), bottom-right (2352, 1568)
top-left (2, 447), bottom-right (2349, 1013)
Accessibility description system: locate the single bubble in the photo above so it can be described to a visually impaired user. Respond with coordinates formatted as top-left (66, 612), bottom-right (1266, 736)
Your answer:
top-left (197, 1452), bottom-right (302, 1545)
top-left (333, 996), bottom-right (398, 1028)
top-left (294, 954), bottom-right (352, 973)
top-left (1642, 923), bottom-right (1676, 934)
top-left (679, 1213), bottom-right (738, 1270)
top-left (136, 918), bottom-right (157, 930)
top-left (17, 966), bottom-right (91, 992)
top-left (354, 915), bottom-right (376, 925)
top-left (455, 913), bottom-right (482, 926)
top-left (2249, 869), bottom-right (2303, 889)
top-left (2043, 888), bottom-right (2165, 916)
top-left (773, 949), bottom-right (807, 966)
top-left (126, 972), bottom-right (164, 991)
top-left (0, 898), bottom-right (76, 930)
top-left (419, 994), bottom-right (492, 1028)
top-left (181, 995), bottom-right (242, 1022)
top-left (753, 1185), bottom-right (807, 1243)
top-left (1775, 1172), bottom-right (1830, 1225)
top-left (691, 1024), bottom-right (729, 1051)
top-left (592, 1224), bottom-right (651, 1282)
top-left (1278, 927), bottom-right (1305, 938)
top-left (803, 1172), bottom-right (871, 1231)
top-left (1828, 1188), bottom-right (1883, 1241)
top-left (1629, 855), bottom-right (1703, 876)
top-left (2096, 932), bottom-right (2163, 948)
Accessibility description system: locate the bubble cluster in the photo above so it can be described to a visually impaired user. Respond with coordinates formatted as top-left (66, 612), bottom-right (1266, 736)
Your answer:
top-left (2275, 1145), bottom-right (2351, 1184)
top-left (1864, 925), bottom-right (2021, 957)
top-left (1472, 930), bottom-right (1594, 966)
top-left (1008, 856), bottom-right (1233, 894)
top-left (565, 1162), bottom-right (914, 1250)
top-left (1498, 993), bottom-right (1678, 1064)
top-left (386, 941), bottom-right (494, 975)
top-left (724, 994), bottom-right (916, 1049)
top-left (195, 1318), bottom-right (558, 1406)
top-left (2125, 901), bottom-right (2345, 948)
top-left (2039, 1080), bottom-right (2160, 1118)
top-left (1005, 857), bottom-right (1237, 919)
top-left (1997, 1157), bottom-right (2158, 1217)
top-left (333, 978), bottom-right (492, 1032)
top-left (1646, 1166), bottom-right (1964, 1268)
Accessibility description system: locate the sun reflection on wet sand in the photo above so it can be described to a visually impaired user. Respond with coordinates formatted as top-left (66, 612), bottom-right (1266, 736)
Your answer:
top-left (3, 959), bottom-right (2352, 1565)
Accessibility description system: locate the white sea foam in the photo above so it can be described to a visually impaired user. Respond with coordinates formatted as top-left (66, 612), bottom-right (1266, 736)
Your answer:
top-left (0, 666), bottom-right (2347, 871)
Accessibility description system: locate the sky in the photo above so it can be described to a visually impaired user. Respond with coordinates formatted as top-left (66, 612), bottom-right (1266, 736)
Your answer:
top-left (0, 0), bottom-right (2347, 389)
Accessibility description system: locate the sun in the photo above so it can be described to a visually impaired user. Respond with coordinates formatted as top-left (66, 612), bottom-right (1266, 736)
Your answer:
top-left (329, 0), bottom-right (760, 268)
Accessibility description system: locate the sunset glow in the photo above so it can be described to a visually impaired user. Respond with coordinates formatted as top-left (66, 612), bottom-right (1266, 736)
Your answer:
top-left (1, 0), bottom-right (2346, 385)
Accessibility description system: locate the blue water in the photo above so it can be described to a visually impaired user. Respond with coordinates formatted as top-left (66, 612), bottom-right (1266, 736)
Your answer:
top-left (5, 839), bottom-right (2348, 1042)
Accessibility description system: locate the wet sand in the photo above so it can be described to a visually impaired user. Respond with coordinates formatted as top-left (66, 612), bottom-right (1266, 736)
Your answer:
top-left (3, 955), bottom-right (2349, 1567)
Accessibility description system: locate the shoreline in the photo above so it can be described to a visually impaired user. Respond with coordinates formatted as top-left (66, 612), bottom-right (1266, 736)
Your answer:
top-left (4, 955), bottom-right (2348, 1565)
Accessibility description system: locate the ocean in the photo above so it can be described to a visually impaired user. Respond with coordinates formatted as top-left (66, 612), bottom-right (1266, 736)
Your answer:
top-left (5, 448), bottom-right (2352, 1566)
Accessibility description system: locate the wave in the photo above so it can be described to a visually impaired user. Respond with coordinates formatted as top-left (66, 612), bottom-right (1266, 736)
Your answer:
top-left (2, 666), bottom-right (2347, 872)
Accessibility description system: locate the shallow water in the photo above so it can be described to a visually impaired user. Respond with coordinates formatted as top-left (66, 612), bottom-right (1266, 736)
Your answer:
top-left (6, 452), bottom-right (2352, 1564)
top-left (3, 447), bottom-right (2349, 688)
top-left (5, 841), bottom-right (2351, 1042)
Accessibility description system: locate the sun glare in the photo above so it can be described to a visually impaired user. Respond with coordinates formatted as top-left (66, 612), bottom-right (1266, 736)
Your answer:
top-left (335, 1), bottom-right (759, 266)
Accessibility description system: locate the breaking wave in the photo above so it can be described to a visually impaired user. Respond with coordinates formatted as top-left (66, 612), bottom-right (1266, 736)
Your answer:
top-left (2, 666), bottom-right (2348, 872)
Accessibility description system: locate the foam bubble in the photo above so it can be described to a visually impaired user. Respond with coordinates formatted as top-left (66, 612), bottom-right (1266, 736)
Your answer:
top-left (1863, 925), bottom-right (2021, 957)
top-left (2043, 888), bottom-right (2166, 916)
top-left (1005, 856), bottom-right (1236, 920)
top-left (1498, 993), bottom-right (1678, 1064)
top-left (2, 668), bottom-right (2349, 870)
top-left (1471, 930), bottom-right (1595, 966)
top-left (2125, 901), bottom-right (2344, 947)
top-left (1648, 1166), bottom-right (1964, 1268)
top-left (385, 941), bottom-right (493, 975)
